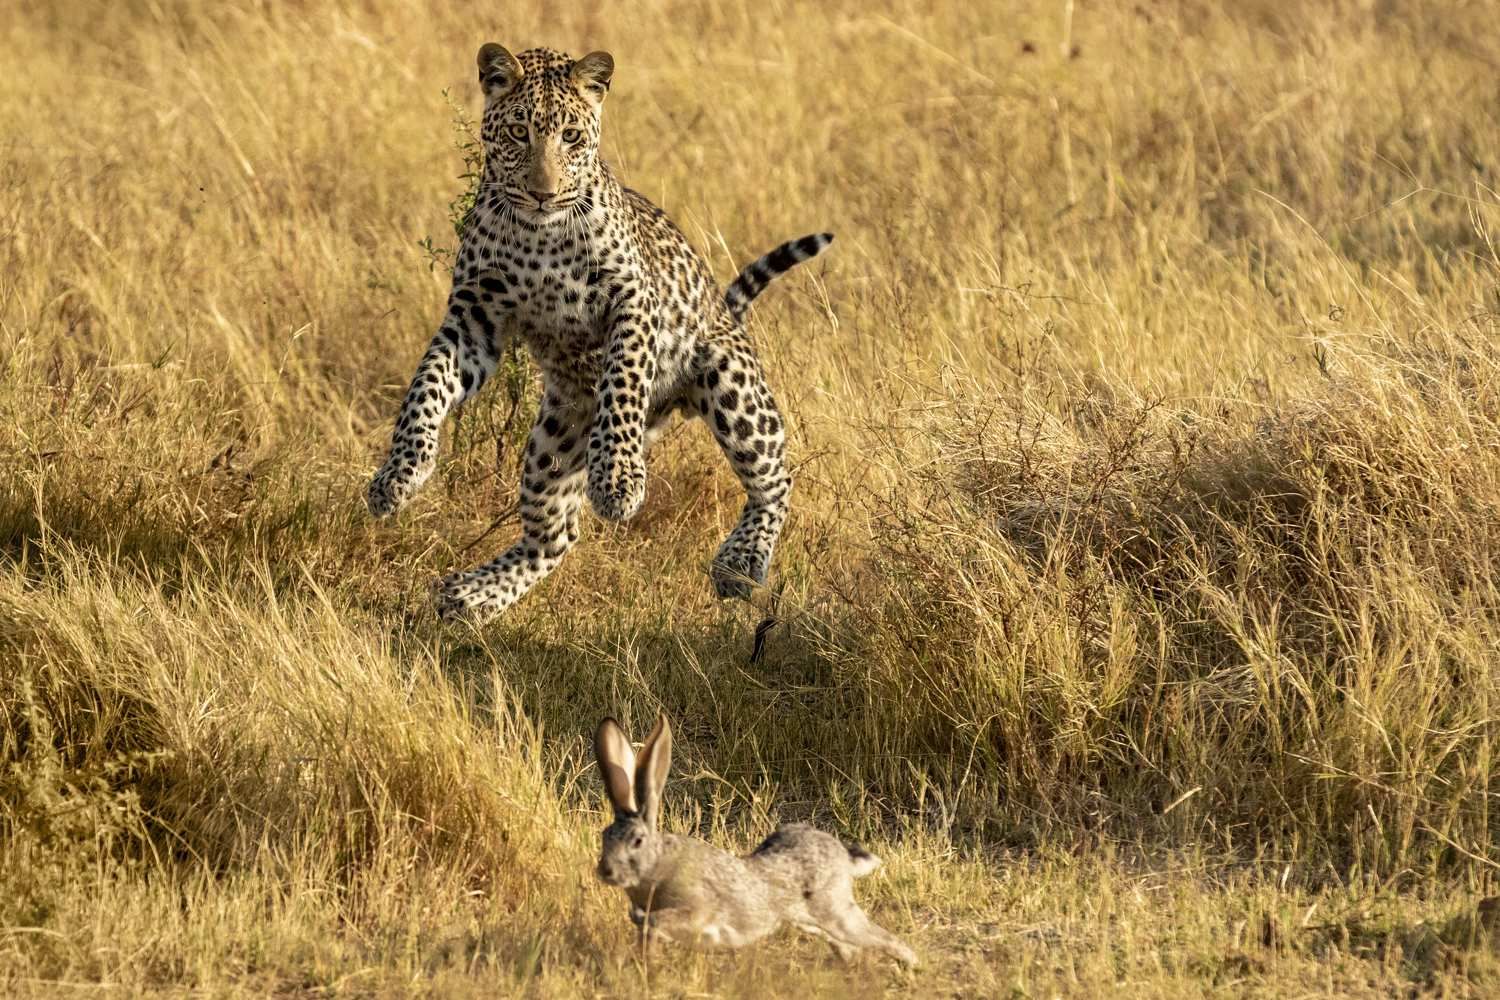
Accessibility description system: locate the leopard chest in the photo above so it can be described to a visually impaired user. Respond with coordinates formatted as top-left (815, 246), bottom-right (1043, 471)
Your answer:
top-left (460, 236), bottom-right (612, 378)
top-left (508, 263), bottom-right (608, 368)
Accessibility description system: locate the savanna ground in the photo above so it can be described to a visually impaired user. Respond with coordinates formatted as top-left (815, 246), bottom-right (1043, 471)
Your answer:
top-left (4, 0), bottom-right (1500, 995)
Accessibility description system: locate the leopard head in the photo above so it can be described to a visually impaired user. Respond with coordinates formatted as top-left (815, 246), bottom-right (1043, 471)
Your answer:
top-left (476, 44), bottom-right (613, 225)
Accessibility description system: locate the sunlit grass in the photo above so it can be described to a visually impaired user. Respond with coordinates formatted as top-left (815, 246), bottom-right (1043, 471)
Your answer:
top-left (3, 0), bottom-right (1500, 995)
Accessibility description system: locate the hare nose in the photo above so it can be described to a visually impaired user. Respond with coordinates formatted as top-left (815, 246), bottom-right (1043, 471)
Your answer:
top-left (599, 863), bottom-right (614, 880)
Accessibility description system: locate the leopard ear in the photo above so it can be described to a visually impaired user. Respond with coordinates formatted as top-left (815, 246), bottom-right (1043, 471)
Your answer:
top-left (570, 51), bottom-right (614, 103)
top-left (477, 43), bottom-right (524, 99)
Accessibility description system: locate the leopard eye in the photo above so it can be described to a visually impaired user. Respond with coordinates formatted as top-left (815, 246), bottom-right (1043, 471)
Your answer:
top-left (561, 127), bottom-right (583, 144)
top-left (505, 123), bottom-right (529, 142)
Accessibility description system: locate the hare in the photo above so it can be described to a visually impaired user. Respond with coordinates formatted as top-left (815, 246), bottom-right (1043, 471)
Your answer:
top-left (592, 713), bottom-right (918, 967)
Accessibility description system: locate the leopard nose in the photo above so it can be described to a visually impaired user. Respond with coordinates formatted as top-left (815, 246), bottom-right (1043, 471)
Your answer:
top-left (528, 189), bottom-right (553, 205)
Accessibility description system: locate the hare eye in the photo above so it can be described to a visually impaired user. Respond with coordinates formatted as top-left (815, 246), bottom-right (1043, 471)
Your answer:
top-left (632, 835), bottom-right (644, 848)
top-left (506, 123), bottom-right (529, 142)
top-left (562, 127), bottom-right (583, 144)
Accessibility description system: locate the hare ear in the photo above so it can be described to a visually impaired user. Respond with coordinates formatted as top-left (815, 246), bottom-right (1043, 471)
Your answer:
top-left (569, 50), bottom-right (614, 103)
top-left (594, 718), bottom-right (637, 818)
top-left (634, 713), bottom-right (672, 829)
top-left (477, 43), bottom-right (524, 99)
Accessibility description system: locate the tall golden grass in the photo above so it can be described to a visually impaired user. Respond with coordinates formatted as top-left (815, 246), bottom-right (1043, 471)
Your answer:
top-left (4, 0), bottom-right (1500, 995)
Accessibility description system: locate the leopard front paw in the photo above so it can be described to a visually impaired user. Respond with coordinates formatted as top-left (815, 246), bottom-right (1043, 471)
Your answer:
top-left (710, 545), bottom-right (770, 601)
top-left (586, 459), bottom-right (646, 523)
top-left (366, 456), bottom-right (433, 518)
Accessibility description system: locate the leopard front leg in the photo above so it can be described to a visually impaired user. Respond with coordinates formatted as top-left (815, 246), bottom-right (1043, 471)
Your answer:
top-left (368, 284), bottom-right (505, 517)
top-left (585, 303), bottom-right (657, 522)
top-left (690, 338), bottom-right (792, 600)
top-left (433, 392), bottom-right (587, 622)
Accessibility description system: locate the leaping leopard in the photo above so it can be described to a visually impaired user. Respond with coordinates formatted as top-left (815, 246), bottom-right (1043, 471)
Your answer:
top-left (367, 44), bottom-right (831, 622)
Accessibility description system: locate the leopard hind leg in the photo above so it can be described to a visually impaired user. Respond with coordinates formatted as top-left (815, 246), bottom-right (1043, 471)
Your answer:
top-left (687, 337), bottom-right (792, 600)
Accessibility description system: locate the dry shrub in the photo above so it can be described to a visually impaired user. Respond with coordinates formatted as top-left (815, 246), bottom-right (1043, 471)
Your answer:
top-left (835, 324), bottom-right (1500, 875)
top-left (0, 563), bottom-right (568, 930)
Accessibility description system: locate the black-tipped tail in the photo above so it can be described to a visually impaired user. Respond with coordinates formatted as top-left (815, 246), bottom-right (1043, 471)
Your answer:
top-left (723, 232), bottom-right (834, 322)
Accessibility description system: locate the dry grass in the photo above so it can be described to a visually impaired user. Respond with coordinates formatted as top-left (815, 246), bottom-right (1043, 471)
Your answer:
top-left (4, 0), bottom-right (1500, 995)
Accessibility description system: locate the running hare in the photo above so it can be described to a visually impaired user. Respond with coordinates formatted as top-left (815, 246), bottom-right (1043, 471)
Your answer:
top-left (593, 714), bottom-right (918, 966)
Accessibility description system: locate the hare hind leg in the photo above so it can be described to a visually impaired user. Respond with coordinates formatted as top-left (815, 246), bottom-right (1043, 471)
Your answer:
top-left (807, 900), bottom-right (917, 968)
top-left (794, 921), bottom-right (857, 962)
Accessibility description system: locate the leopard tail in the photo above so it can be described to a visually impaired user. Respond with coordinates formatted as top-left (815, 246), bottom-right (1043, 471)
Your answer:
top-left (723, 233), bottom-right (833, 322)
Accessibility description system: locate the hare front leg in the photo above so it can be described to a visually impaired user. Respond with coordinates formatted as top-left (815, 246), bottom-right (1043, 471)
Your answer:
top-left (636, 907), bottom-right (728, 949)
top-left (368, 285), bottom-right (505, 517)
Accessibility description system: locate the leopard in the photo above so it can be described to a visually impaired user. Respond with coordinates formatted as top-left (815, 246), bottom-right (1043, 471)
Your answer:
top-left (366, 43), bottom-right (832, 622)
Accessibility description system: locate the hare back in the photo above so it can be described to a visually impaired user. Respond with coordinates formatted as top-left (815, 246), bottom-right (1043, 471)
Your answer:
top-left (747, 823), bottom-right (866, 903)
